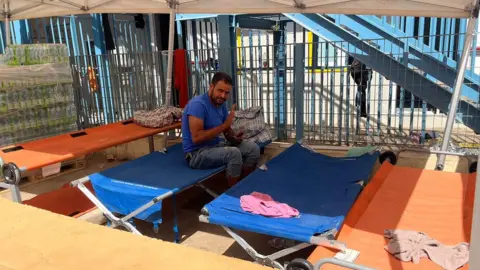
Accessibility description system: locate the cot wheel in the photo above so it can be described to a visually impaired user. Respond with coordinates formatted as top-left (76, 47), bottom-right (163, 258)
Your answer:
top-left (286, 259), bottom-right (314, 270)
top-left (2, 163), bottom-right (21, 185)
top-left (379, 151), bottom-right (397, 165)
top-left (469, 161), bottom-right (478, 174)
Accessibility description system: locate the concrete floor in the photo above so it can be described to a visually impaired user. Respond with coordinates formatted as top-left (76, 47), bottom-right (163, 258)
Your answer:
top-left (0, 137), bottom-right (473, 267)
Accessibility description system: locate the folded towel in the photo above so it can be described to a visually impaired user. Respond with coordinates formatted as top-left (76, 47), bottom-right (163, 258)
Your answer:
top-left (346, 145), bottom-right (376, 157)
top-left (240, 192), bottom-right (299, 218)
top-left (384, 229), bottom-right (469, 270)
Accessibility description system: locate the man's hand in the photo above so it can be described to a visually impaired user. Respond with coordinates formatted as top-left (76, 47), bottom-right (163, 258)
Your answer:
top-left (222, 104), bottom-right (236, 131)
top-left (224, 127), bottom-right (244, 146)
top-left (235, 130), bottom-right (244, 140)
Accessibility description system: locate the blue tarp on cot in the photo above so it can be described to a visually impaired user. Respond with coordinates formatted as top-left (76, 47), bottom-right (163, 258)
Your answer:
top-left (203, 143), bottom-right (379, 243)
top-left (89, 143), bottom-right (225, 224)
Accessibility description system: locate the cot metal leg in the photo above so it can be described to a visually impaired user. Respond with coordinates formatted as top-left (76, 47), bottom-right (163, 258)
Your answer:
top-left (221, 225), bottom-right (315, 270)
top-left (222, 226), bottom-right (284, 269)
top-left (73, 179), bottom-right (141, 235)
top-left (0, 182), bottom-right (22, 203)
top-left (172, 194), bottom-right (180, 243)
top-left (196, 183), bottom-right (219, 198)
top-left (310, 234), bottom-right (347, 251)
top-left (73, 178), bottom-right (178, 237)
top-left (314, 258), bottom-right (376, 270)
top-left (268, 242), bottom-right (312, 261)
top-left (120, 190), bottom-right (174, 222)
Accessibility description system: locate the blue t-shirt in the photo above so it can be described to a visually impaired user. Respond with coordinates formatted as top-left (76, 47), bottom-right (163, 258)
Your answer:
top-left (182, 93), bottom-right (228, 153)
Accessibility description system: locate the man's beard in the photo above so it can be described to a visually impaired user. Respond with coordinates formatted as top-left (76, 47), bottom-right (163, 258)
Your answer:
top-left (210, 93), bottom-right (225, 105)
top-left (214, 97), bottom-right (225, 105)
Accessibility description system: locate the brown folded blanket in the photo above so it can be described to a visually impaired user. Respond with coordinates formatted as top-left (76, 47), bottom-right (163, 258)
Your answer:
top-left (384, 229), bottom-right (469, 270)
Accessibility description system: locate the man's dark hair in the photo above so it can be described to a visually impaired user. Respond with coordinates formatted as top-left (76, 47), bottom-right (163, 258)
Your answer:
top-left (211, 72), bottom-right (233, 86)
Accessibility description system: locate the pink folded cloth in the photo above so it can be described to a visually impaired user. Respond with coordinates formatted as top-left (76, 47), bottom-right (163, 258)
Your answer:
top-left (240, 192), bottom-right (299, 218)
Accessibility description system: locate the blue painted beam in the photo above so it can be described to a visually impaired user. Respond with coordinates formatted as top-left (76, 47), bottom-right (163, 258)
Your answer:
top-left (217, 15), bottom-right (237, 107)
top-left (12, 20), bottom-right (31, 44)
top-left (329, 14), bottom-right (480, 103)
top-left (457, 19), bottom-right (467, 63)
top-left (273, 22), bottom-right (286, 140)
top-left (284, 13), bottom-right (480, 133)
top-left (294, 43), bottom-right (305, 142)
top-left (92, 14), bottom-right (114, 123)
top-left (0, 22), bottom-right (5, 53)
top-left (471, 19), bottom-right (479, 73)
top-left (176, 20), bottom-right (184, 49)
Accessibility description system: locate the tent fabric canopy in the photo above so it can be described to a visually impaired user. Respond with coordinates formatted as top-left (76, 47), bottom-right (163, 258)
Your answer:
top-left (1, 0), bottom-right (478, 20)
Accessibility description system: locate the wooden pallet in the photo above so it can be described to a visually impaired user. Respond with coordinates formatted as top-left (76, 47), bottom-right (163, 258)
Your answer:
top-left (0, 156), bottom-right (87, 191)
top-left (27, 156), bottom-right (87, 183)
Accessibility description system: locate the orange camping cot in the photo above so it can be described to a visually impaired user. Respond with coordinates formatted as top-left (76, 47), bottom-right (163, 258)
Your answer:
top-left (308, 162), bottom-right (475, 270)
top-left (0, 119), bottom-right (180, 185)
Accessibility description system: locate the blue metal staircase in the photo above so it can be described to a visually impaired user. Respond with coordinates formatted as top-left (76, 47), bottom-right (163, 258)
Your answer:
top-left (285, 13), bottom-right (480, 133)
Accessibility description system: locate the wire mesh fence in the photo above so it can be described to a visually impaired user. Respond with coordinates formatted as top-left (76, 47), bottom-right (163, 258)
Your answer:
top-left (0, 44), bottom-right (77, 147)
top-left (69, 50), bottom-right (166, 128)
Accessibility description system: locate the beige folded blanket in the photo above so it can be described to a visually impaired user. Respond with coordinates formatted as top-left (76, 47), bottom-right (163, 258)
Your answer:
top-left (384, 229), bottom-right (469, 270)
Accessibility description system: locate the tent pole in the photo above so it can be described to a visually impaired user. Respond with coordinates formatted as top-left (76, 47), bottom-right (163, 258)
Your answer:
top-left (4, 1), bottom-right (10, 46)
top-left (162, 1), bottom-right (177, 150)
top-left (5, 16), bottom-right (10, 46)
top-left (435, 14), bottom-right (478, 170)
top-left (148, 13), bottom-right (159, 107)
top-left (165, 3), bottom-right (176, 107)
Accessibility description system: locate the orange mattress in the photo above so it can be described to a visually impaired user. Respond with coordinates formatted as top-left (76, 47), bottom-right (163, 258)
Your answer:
top-left (308, 162), bottom-right (475, 270)
top-left (0, 120), bottom-right (181, 171)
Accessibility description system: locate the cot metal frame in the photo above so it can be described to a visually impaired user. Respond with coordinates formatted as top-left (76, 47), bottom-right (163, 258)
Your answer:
top-left (199, 208), bottom-right (347, 270)
top-left (198, 142), bottom-right (393, 270)
top-left (0, 181), bottom-right (21, 203)
top-left (70, 168), bottom-right (221, 243)
top-left (0, 157), bottom-right (24, 203)
top-left (69, 139), bottom-right (271, 242)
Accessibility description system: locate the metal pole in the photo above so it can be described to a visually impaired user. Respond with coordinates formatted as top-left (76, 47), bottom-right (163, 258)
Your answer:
top-left (314, 258), bottom-right (375, 270)
top-left (469, 159), bottom-right (480, 270)
top-left (165, 5), bottom-right (176, 107)
top-left (4, 1), bottom-right (10, 46)
top-left (436, 15), bottom-right (478, 170)
top-left (0, 182), bottom-right (22, 203)
top-left (148, 13), bottom-right (157, 153)
top-left (162, 3), bottom-right (176, 150)
top-left (148, 13), bottom-right (158, 108)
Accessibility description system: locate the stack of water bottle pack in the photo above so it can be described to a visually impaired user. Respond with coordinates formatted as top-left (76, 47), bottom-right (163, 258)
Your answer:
top-left (0, 44), bottom-right (77, 146)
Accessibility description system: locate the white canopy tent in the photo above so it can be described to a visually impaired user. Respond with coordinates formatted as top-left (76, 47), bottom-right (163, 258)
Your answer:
top-left (0, 0), bottom-right (477, 19)
top-left (2, 0), bottom-right (480, 268)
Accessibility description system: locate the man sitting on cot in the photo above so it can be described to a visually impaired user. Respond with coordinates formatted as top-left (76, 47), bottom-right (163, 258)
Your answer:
top-left (182, 72), bottom-right (261, 186)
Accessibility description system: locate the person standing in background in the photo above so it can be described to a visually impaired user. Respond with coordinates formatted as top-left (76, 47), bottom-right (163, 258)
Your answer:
top-left (348, 55), bottom-right (372, 118)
